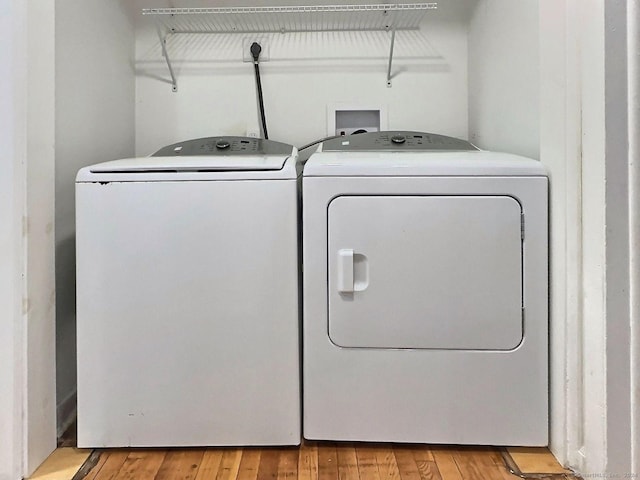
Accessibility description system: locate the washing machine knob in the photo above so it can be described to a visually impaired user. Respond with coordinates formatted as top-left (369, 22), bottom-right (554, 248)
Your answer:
top-left (216, 140), bottom-right (231, 149)
top-left (391, 135), bottom-right (406, 144)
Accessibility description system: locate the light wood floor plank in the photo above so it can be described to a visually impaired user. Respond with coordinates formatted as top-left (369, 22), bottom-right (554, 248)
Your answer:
top-left (336, 444), bottom-right (359, 480)
top-left (237, 449), bottom-right (262, 480)
top-left (450, 448), bottom-right (509, 480)
top-left (355, 447), bottom-right (381, 480)
top-left (35, 444), bottom-right (582, 480)
top-left (375, 447), bottom-right (401, 480)
top-left (277, 449), bottom-right (299, 480)
top-left (195, 450), bottom-right (225, 480)
top-left (455, 448), bottom-right (497, 468)
top-left (412, 460), bottom-right (442, 480)
top-left (88, 451), bottom-right (130, 480)
top-left (317, 445), bottom-right (338, 480)
top-left (215, 450), bottom-right (243, 480)
top-left (409, 446), bottom-right (434, 463)
top-left (430, 449), bottom-right (462, 480)
top-left (298, 444), bottom-right (318, 480)
top-left (506, 447), bottom-right (569, 474)
top-left (409, 447), bottom-right (441, 480)
top-left (155, 450), bottom-right (204, 480)
top-left (486, 450), bottom-right (506, 467)
top-left (28, 448), bottom-right (92, 480)
top-left (82, 452), bottom-right (109, 480)
top-left (257, 449), bottom-right (281, 480)
top-left (495, 463), bottom-right (520, 480)
top-left (393, 447), bottom-right (422, 480)
top-left (117, 451), bottom-right (166, 480)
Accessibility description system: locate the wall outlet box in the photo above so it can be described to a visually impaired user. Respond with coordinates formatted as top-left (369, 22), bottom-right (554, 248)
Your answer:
top-left (243, 38), bottom-right (270, 62)
top-left (328, 104), bottom-right (388, 137)
top-left (336, 126), bottom-right (380, 136)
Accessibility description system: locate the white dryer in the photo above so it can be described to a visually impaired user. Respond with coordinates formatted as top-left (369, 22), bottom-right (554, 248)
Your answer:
top-left (76, 137), bottom-right (301, 447)
top-left (303, 131), bottom-right (548, 446)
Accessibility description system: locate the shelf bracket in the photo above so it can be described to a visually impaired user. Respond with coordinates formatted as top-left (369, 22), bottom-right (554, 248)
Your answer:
top-left (156, 26), bottom-right (177, 92)
top-left (386, 29), bottom-right (396, 87)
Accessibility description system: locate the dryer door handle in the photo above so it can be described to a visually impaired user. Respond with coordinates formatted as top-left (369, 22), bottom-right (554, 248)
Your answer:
top-left (337, 249), bottom-right (354, 293)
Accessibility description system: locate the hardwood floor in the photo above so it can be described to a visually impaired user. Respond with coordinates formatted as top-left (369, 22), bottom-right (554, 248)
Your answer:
top-left (81, 443), bottom-right (580, 480)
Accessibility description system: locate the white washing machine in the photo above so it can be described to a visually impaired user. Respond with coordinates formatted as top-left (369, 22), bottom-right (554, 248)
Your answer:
top-left (76, 136), bottom-right (301, 447)
top-left (303, 131), bottom-right (548, 446)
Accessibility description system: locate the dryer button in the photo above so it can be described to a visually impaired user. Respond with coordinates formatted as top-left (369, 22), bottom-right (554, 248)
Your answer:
top-left (391, 135), bottom-right (406, 144)
top-left (216, 140), bottom-right (231, 149)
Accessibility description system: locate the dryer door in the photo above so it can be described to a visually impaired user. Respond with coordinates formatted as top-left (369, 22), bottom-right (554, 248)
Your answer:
top-left (328, 195), bottom-right (523, 350)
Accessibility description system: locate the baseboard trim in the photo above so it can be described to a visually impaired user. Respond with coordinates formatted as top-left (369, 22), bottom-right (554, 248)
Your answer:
top-left (56, 389), bottom-right (77, 438)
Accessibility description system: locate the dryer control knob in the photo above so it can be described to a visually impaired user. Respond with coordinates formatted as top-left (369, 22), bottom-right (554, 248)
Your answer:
top-left (216, 140), bottom-right (231, 149)
top-left (391, 135), bottom-right (406, 144)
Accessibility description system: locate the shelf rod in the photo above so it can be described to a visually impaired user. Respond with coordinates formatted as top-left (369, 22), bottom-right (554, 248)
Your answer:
top-left (387, 29), bottom-right (396, 87)
top-left (157, 26), bottom-right (177, 92)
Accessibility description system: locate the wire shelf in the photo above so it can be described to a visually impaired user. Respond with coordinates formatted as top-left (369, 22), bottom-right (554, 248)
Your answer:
top-left (143, 4), bottom-right (437, 34)
top-left (144, 3), bottom-right (438, 91)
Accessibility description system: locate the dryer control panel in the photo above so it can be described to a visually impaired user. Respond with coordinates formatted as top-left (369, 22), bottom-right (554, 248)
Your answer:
top-left (153, 136), bottom-right (294, 156)
top-left (322, 131), bottom-right (478, 152)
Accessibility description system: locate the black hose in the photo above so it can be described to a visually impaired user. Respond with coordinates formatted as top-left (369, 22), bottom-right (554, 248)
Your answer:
top-left (299, 135), bottom-right (341, 151)
top-left (253, 63), bottom-right (268, 140)
top-left (298, 129), bottom-right (368, 151)
top-left (251, 42), bottom-right (268, 140)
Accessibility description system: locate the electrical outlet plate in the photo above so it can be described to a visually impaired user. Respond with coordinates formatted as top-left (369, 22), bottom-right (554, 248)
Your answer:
top-left (243, 38), bottom-right (270, 62)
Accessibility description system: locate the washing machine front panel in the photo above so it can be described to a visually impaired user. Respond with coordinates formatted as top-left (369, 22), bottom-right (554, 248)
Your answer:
top-left (327, 195), bottom-right (523, 350)
top-left (76, 178), bottom-right (300, 447)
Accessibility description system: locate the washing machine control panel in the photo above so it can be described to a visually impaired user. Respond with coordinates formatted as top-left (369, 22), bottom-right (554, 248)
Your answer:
top-left (153, 137), bottom-right (294, 156)
top-left (323, 131), bottom-right (478, 152)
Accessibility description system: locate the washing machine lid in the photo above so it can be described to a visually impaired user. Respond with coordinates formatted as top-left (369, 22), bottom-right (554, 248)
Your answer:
top-left (76, 137), bottom-right (298, 182)
top-left (304, 150), bottom-right (547, 177)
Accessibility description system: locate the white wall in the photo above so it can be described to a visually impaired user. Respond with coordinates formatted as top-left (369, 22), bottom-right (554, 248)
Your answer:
top-left (579, 1), bottom-right (608, 475)
top-left (539, 0), bottom-right (583, 468)
top-left (2, 2), bottom-right (59, 476)
top-left (538, 0), bottom-right (614, 474)
top-left (134, 5), bottom-right (470, 154)
top-left (55, 0), bottom-right (136, 431)
top-left (467, 0), bottom-right (540, 159)
top-left (540, 0), bottom-right (638, 475)
top-left (0, 1), bottom-right (26, 478)
top-left (24, 2), bottom-right (57, 474)
top-left (603, 0), bottom-right (635, 475)
top-left (629, 0), bottom-right (640, 473)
